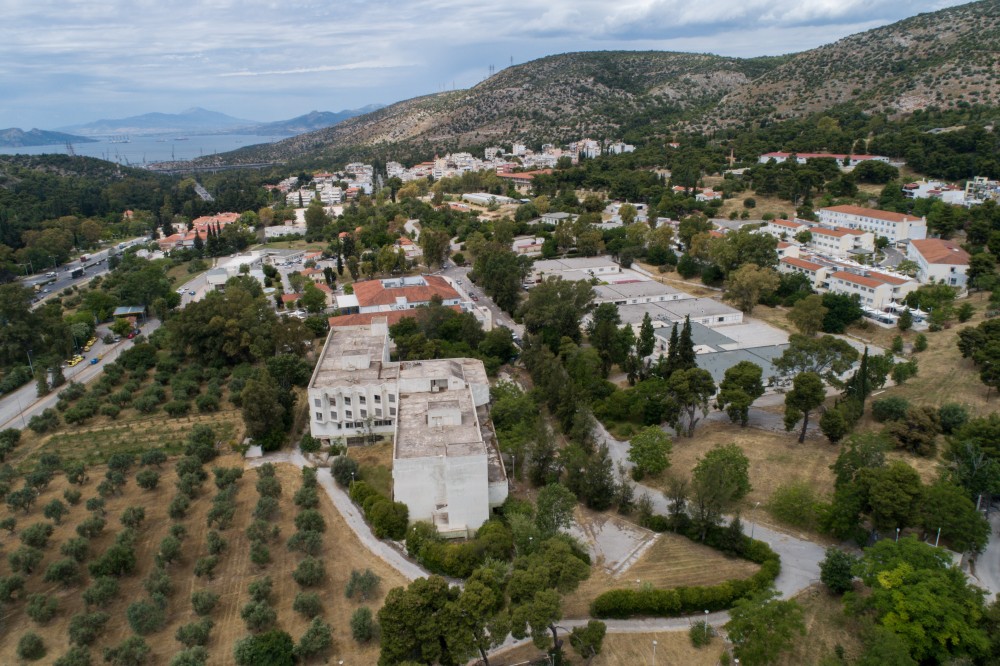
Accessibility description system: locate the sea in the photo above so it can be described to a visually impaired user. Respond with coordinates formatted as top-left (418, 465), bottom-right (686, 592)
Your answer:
top-left (0, 134), bottom-right (285, 167)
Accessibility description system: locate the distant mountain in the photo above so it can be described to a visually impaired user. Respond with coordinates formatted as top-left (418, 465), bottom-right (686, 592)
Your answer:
top-left (58, 107), bottom-right (260, 136)
top-left (196, 0), bottom-right (1000, 167)
top-left (245, 106), bottom-right (385, 136)
top-left (0, 128), bottom-right (96, 148)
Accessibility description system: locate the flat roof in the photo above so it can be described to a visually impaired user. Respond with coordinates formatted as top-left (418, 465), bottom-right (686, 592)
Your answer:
top-left (661, 298), bottom-right (742, 319)
top-left (112, 306), bottom-right (146, 316)
top-left (309, 325), bottom-right (396, 389)
top-left (533, 255), bottom-right (619, 272)
top-left (694, 345), bottom-right (790, 384)
top-left (654, 320), bottom-right (736, 351)
top-left (594, 281), bottom-right (683, 300)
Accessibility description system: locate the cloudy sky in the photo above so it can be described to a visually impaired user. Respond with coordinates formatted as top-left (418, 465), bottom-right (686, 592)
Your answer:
top-left (0, 0), bottom-right (970, 129)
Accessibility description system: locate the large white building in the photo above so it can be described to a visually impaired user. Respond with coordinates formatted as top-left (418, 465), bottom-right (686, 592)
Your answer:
top-left (779, 254), bottom-right (918, 309)
top-left (806, 226), bottom-right (875, 258)
top-left (818, 205), bottom-right (927, 243)
top-left (907, 238), bottom-right (970, 288)
top-left (308, 321), bottom-right (508, 534)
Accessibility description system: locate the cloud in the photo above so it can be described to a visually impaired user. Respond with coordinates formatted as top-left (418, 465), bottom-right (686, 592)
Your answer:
top-left (0, 0), bottom-right (973, 128)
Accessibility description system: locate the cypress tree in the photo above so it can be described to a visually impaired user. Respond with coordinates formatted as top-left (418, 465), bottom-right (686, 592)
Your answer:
top-left (664, 323), bottom-right (680, 374)
top-left (677, 316), bottom-right (697, 371)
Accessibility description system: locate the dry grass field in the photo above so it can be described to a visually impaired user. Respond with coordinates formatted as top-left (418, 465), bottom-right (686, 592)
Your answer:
top-left (562, 530), bottom-right (760, 618)
top-left (774, 585), bottom-right (865, 666)
top-left (0, 454), bottom-right (406, 664)
top-left (493, 629), bottom-right (726, 666)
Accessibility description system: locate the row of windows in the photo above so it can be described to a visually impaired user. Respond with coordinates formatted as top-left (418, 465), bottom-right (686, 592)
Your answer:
top-left (314, 393), bottom-right (396, 409)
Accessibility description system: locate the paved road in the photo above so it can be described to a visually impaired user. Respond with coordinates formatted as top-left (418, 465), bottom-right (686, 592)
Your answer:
top-left (0, 320), bottom-right (161, 431)
top-left (440, 264), bottom-right (524, 335)
top-left (972, 506), bottom-right (1000, 603)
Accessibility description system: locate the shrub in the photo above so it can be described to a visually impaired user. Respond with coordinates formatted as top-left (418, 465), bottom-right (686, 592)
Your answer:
top-left (20, 522), bottom-right (54, 549)
top-left (292, 557), bottom-right (325, 587)
top-left (69, 611), bottom-right (110, 645)
top-left (120, 506), bottom-right (146, 529)
top-left (938, 402), bottom-right (969, 435)
top-left (246, 519), bottom-right (280, 543)
top-left (140, 449), bottom-right (167, 467)
top-left (64, 488), bottom-right (82, 505)
top-left (820, 548), bottom-right (857, 595)
top-left (61, 537), bottom-right (90, 563)
top-left (331, 456), bottom-right (360, 487)
top-left (213, 467), bottom-right (244, 489)
top-left (17, 632), bottom-right (46, 661)
top-left (256, 475), bottom-right (281, 498)
top-left (287, 530), bottom-right (323, 556)
top-left (136, 469), bottom-right (160, 490)
top-left (44, 498), bottom-right (68, 524)
top-left (88, 542), bottom-right (136, 577)
top-left (241, 600), bottom-right (277, 632)
top-left (248, 576), bottom-right (273, 604)
top-left (345, 568), bottom-right (380, 601)
top-left (294, 509), bottom-right (326, 533)
top-left (871, 396), bottom-right (910, 423)
top-left (44, 558), bottom-right (83, 588)
top-left (293, 485), bottom-right (319, 509)
top-left (367, 499), bottom-right (409, 539)
top-left (689, 620), bottom-right (716, 647)
top-left (913, 333), bottom-right (928, 352)
top-left (53, 645), bottom-right (93, 666)
top-left (250, 541), bottom-right (271, 568)
top-left (8, 545), bottom-right (44, 574)
top-left (206, 530), bottom-right (227, 556)
top-left (77, 515), bottom-right (106, 539)
top-left (175, 618), bottom-right (214, 647)
top-left (233, 629), bottom-right (295, 666)
top-left (82, 577), bottom-right (119, 608)
top-left (195, 394), bottom-right (219, 413)
top-left (170, 647), bottom-right (209, 666)
top-left (143, 566), bottom-right (172, 598)
top-left (26, 593), bottom-right (59, 623)
top-left (168, 494), bottom-right (191, 519)
top-left (102, 635), bottom-right (150, 666)
top-left (350, 606), bottom-right (376, 643)
top-left (126, 599), bottom-right (166, 635)
top-left (253, 496), bottom-right (279, 520)
top-left (767, 481), bottom-right (824, 531)
top-left (0, 573), bottom-right (24, 602)
top-left (295, 617), bottom-right (333, 659)
top-left (194, 556), bottom-right (219, 580)
top-left (191, 590), bottom-right (220, 616)
top-left (293, 592), bottom-right (323, 618)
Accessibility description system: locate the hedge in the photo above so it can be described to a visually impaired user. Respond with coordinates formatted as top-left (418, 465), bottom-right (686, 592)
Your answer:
top-left (590, 520), bottom-right (780, 619)
top-left (346, 481), bottom-right (408, 540)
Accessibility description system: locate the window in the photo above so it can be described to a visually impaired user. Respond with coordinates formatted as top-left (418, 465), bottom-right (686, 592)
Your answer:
top-left (390, 407), bottom-right (396, 416)
top-left (314, 398), bottom-right (321, 407)
top-left (360, 409), bottom-right (367, 418)
top-left (374, 395), bottom-right (381, 402)
top-left (376, 408), bottom-right (382, 416)
top-left (344, 397), bottom-right (351, 405)
top-left (359, 396), bottom-right (366, 405)
top-left (345, 410), bottom-right (353, 419)
top-left (388, 394), bottom-right (395, 403)
top-left (330, 412), bottom-right (337, 420)
top-left (330, 397), bottom-right (336, 406)
top-left (315, 412), bottom-right (323, 421)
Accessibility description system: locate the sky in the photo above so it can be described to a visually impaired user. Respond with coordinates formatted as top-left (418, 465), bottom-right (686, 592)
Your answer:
top-left (0, 0), bottom-right (973, 130)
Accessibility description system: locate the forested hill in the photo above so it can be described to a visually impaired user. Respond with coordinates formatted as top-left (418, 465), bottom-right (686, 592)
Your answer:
top-left (710, 0), bottom-right (1000, 128)
top-left (203, 51), bottom-right (784, 167)
top-left (197, 0), bottom-right (1000, 167)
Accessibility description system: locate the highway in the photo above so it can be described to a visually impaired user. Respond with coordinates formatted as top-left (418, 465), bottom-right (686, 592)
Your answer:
top-left (22, 237), bottom-right (150, 305)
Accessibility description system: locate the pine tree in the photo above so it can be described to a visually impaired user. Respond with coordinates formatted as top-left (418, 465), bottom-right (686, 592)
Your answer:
top-left (844, 347), bottom-right (872, 405)
top-left (638, 313), bottom-right (656, 358)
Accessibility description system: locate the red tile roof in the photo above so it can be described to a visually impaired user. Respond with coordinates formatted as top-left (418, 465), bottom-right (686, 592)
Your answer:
top-left (831, 271), bottom-right (885, 289)
top-left (821, 205), bottom-right (921, 224)
top-left (769, 218), bottom-right (805, 229)
top-left (781, 256), bottom-right (825, 272)
top-left (867, 271), bottom-right (910, 286)
top-left (351, 275), bottom-right (460, 308)
top-left (281, 293), bottom-right (302, 304)
top-left (910, 239), bottom-right (970, 265)
top-left (328, 306), bottom-right (462, 328)
top-left (811, 226), bottom-right (859, 238)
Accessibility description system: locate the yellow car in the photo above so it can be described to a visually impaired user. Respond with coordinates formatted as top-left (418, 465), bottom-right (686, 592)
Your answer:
top-left (86, 338), bottom-right (97, 346)
top-left (67, 359), bottom-right (80, 367)
top-left (83, 345), bottom-right (92, 352)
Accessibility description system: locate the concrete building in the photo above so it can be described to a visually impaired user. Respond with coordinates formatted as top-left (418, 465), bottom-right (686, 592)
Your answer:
top-left (779, 256), bottom-right (829, 284)
top-left (758, 152), bottom-right (892, 169)
top-left (806, 226), bottom-right (875, 258)
top-left (760, 218), bottom-right (808, 239)
top-left (907, 238), bottom-right (970, 288)
top-left (818, 205), bottom-right (927, 243)
top-left (530, 256), bottom-right (621, 283)
top-left (307, 321), bottom-right (508, 534)
top-left (512, 236), bottom-right (545, 256)
top-left (592, 281), bottom-right (691, 306)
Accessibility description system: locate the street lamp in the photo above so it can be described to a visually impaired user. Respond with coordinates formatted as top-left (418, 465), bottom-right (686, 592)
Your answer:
top-left (750, 501), bottom-right (761, 540)
top-left (26, 350), bottom-right (34, 376)
top-left (652, 639), bottom-right (657, 666)
top-left (896, 527), bottom-right (900, 543)
top-left (705, 609), bottom-right (710, 641)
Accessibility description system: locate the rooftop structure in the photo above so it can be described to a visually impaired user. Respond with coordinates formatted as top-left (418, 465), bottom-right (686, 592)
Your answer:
top-left (907, 238), bottom-right (970, 288)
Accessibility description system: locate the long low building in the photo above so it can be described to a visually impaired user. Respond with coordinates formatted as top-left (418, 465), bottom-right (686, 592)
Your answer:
top-left (307, 321), bottom-right (507, 534)
top-left (778, 254), bottom-right (918, 309)
top-left (614, 297), bottom-right (744, 328)
top-left (592, 281), bottom-right (691, 306)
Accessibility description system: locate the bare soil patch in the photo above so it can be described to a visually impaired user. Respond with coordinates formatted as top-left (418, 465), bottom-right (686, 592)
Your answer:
top-left (493, 629), bottom-right (725, 665)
